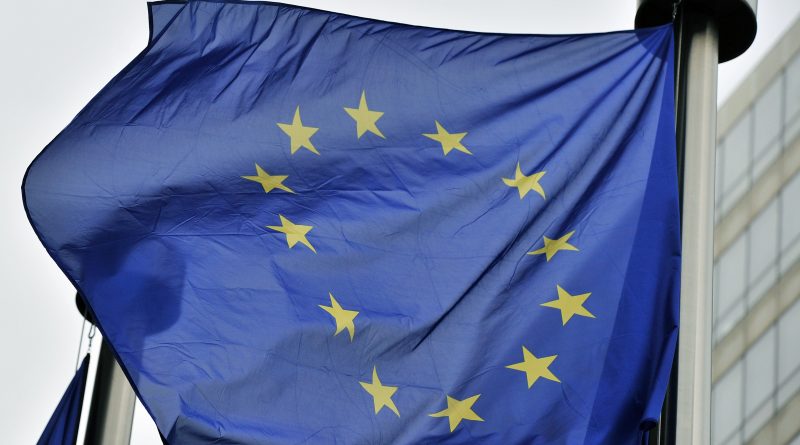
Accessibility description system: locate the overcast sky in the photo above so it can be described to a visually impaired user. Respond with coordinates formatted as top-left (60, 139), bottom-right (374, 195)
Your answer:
top-left (2, 1), bottom-right (798, 443)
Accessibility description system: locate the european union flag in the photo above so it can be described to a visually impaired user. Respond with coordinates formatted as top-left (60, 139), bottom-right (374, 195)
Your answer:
top-left (24, 1), bottom-right (680, 443)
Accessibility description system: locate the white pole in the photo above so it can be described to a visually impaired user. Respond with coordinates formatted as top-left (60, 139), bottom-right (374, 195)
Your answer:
top-left (674, 8), bottom-right (718, 445)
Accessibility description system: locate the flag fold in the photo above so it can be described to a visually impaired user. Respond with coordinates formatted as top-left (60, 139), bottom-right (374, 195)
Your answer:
top-left (37, 354), bottom-right (90, 445)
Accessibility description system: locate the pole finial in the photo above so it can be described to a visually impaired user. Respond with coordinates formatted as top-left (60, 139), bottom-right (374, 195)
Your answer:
top-left (635, 0), bottom-right (757, 63)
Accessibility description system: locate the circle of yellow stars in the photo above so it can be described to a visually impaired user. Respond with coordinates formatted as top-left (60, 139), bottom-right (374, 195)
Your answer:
top-left (239, 89), bottom-right (593, 433)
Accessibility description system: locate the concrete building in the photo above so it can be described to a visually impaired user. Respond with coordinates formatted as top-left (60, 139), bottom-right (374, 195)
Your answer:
top-left (710, 17), bottom-right (800, 445)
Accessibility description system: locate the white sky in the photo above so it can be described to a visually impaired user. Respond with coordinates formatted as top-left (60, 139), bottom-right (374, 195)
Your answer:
top-left (1, 1), bottom-right (798, 443)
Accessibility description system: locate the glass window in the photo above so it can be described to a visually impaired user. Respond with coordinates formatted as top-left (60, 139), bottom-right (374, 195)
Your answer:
top-left (715, 141), bottom-right (724, 215)
top-left (787, 109), bottom-right (800, 146)
top-left (785, 53), bottom-right (800, 144)
top-left (722, 433), bottom-right (743, 445)
top-left (747, 200), bottom-right (778, 304)
top-left (777, 260), bottom-right (800, 407)
top-left (712, 273), bottom-right (727, 343)
top-left (744, 328), bottom-right (776, 418)
top-left (744, 401), bottom-right (772, 441)
top-left (781, 172), bottom-right (800, 273)
top-left (713, 266), bottom-right (720, 316)
top-left (777, 364), bottom-right (800, 408)
top-left (779, 300), bottom-right (800, 385)
top-left (721, 112), bottom-right (751, 208)
top-left (713, 362), bottom-right (743, 445)
top-left (753, 76), bottom-right (782, 177)
top-left (716, 235), bottom-right (747, 337)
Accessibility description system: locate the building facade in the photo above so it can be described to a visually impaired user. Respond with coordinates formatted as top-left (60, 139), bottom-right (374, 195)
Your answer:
top-left (711, 17), bottom-right (800, 445)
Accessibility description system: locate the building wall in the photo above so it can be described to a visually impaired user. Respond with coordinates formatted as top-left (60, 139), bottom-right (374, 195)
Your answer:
top-left (711, 17), bottom-right (800, 445)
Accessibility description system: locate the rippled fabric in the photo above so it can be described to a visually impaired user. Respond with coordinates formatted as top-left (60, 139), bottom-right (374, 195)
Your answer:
top-left (24, 1), bottom-right (680, 443)
top-left (37, 355), bottom-right (89, 445)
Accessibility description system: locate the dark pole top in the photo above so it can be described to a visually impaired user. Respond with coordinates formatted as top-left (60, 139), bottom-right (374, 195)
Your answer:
top-left (636, 0), bottom-right (757, 63)
top-left (75, 291), bottom-right (96, 324)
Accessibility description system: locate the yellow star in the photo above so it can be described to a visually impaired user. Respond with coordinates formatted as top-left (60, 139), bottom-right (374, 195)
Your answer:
top-left (241, 163), bottom-right (294, 194)
top-left (506, 346), bottom-right (560, 388)
top-left (277, 106), bottom-right (320, 155)
top-left (344, 91), bottom-right (385, 139)
top-left (266, 215), bottom-right (316, 253)
top-left (359, 366), bottom-right (400, 416)
top-left (527, 231), bottom-right (578, 261)
top-left (319, 293), bottom-right (359, 341)
top-left (541, 285), bottom-right (595, 325)
top-left (502, 162), bottom-right (546, 199)
top-left (422, 121), bottom-right (472, 156)
top-left (429, 394), bottom-right (484, 432)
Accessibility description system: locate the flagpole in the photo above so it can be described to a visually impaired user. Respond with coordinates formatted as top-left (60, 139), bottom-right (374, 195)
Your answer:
top-left (83, 340), bottom-right (136, 445)
top-left (76, 294), bottom-right (136, 445)
top-left (672, 9), bottom-right (718, 444)
top-left (634, 1), bottom-right (756, 444)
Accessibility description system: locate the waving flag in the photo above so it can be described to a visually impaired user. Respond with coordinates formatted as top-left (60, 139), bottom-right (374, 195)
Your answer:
top-left (37, 355), bottom-right (90, 445)
top-left (24, 1), bottom-right (680, 443)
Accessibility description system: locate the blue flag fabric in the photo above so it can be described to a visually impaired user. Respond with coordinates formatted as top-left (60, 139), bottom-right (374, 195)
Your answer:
top-left (24, 1), bottom-right (680, 443)
top-left (37, 355), bottom-right (90, 445)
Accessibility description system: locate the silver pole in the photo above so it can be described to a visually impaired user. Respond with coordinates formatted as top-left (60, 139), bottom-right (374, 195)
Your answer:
top-left (674, 8), bottom-right (718, 445)
top-left (84, 340), bottom-right (136, 445)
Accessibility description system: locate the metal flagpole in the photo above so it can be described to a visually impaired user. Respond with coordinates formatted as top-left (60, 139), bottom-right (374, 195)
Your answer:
top-left (84, 340), bottom-right (137, 445)
top-left (76, 294), bottom-right (137, 445)
top-left (635, 1), bottom-right (756, 444)
top-left (673, 9), bottom-right (719, 443)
